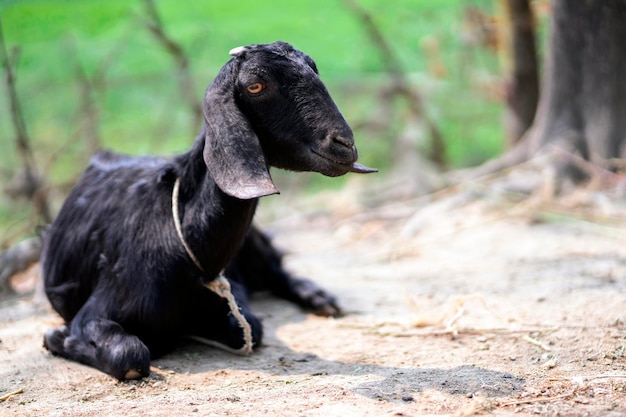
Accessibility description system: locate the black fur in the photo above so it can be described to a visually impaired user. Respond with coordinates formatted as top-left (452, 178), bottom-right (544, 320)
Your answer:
top-left (41, 42), bottom-right (363, 380)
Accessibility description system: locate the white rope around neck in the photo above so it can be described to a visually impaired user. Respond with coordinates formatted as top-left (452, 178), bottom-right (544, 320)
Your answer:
top-left (171, 177), bottom-right (253, 355)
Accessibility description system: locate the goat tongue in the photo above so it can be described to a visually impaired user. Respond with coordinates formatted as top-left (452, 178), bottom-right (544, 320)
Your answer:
top-left (350, 162), bottom-right (378, 174)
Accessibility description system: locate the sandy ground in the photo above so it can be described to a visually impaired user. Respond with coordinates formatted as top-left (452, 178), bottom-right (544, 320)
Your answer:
top-left (1, 177), bottom-right (626, 416)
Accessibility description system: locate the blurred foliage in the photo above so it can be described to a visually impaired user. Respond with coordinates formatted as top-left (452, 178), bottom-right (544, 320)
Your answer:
top-left (0, 0), bottom-right (515, 244)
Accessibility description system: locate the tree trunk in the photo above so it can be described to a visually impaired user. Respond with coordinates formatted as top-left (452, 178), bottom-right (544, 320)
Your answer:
top-left (499, 0), bottom-right (539, 145)
top-left (528, 0), bottom-right (626, 165)
top-left (469, 0), bottom-right (626, 181)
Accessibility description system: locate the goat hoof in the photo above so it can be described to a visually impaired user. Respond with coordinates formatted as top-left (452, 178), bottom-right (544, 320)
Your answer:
top-left (315, 303), bottom-right (342, 318)
top-left (292, 278), bottom-right (342, 317)
top-left (124, 369), bottom-right (144, 380)
top-left (43, 326), bottom-right (69, 354)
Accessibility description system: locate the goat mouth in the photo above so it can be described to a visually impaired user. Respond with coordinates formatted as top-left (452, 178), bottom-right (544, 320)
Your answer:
top-left (312, 150), bottom-right (353, 166)
top-left (312, 150), bottom-right (378, 176)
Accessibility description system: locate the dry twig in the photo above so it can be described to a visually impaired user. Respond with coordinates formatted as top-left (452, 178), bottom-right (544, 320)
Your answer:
top-left (499, 391), bottom-right (574, 407)
top-left (522, 334), bottom-right (552, 352)
top-left (0, 388), bottom-right (24, 402)
top-left (550, 374), bottom-right (626, 383)
top-left (392, 326), bottom-right (555, 338)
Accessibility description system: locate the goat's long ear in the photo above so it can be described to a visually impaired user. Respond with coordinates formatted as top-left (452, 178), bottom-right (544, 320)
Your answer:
top-left (202, 60), bottom-right (279, 200)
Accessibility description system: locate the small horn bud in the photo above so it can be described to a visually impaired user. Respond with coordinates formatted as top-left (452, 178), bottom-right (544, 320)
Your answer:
top-left (229, 46), bottom-right (246, 56)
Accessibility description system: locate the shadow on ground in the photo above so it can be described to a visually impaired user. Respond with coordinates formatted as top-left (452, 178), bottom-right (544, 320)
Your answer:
top-left (351, 364), bottom-right (524, 401)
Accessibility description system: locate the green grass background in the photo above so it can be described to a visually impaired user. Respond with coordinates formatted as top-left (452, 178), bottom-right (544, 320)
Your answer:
top-left (0, 0), bottom-right (506, 243)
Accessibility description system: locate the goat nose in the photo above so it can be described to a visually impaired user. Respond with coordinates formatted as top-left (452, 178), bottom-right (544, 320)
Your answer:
top-left (330, 134), bottom-right (354, 149)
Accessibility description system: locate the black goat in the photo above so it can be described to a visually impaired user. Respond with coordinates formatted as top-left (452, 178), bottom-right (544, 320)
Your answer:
top-left (42, 41), bottom-right (375, 380)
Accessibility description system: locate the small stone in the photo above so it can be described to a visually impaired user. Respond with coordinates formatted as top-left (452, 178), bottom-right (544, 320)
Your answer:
top-left (401, 393), bottom-right (414, 402)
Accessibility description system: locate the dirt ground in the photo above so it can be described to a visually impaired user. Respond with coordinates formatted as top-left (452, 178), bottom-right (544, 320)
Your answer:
top-left (1, 174), bottom-right (626, 417)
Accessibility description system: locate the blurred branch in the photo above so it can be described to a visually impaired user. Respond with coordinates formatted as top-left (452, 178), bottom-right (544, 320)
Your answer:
top-left (0, 215), bottom-right (37, 251)
top-left (141, 0), bottom-right (202, 128)
top-left (74, 58), bottom-right (102, 156)
top-left (44, 31), bottom-right (133, 176)
top-left (343, 0), bottom-right (403, 81)
top-left (65, 36), bottom-right (112, 157)
top-left (343, 0), bottom-right (445, 168)
top-left (0, 19), bottom-right (51, 223)
top-left (0, 237), bottom-right (40, 294)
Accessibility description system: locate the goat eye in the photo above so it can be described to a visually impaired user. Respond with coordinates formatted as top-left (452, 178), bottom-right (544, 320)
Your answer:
top-left (246, 82), bottom-right (264, 94)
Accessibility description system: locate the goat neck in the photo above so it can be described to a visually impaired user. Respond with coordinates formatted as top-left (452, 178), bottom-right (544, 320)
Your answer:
top-left (172, 134), bottom-right (259, 280)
